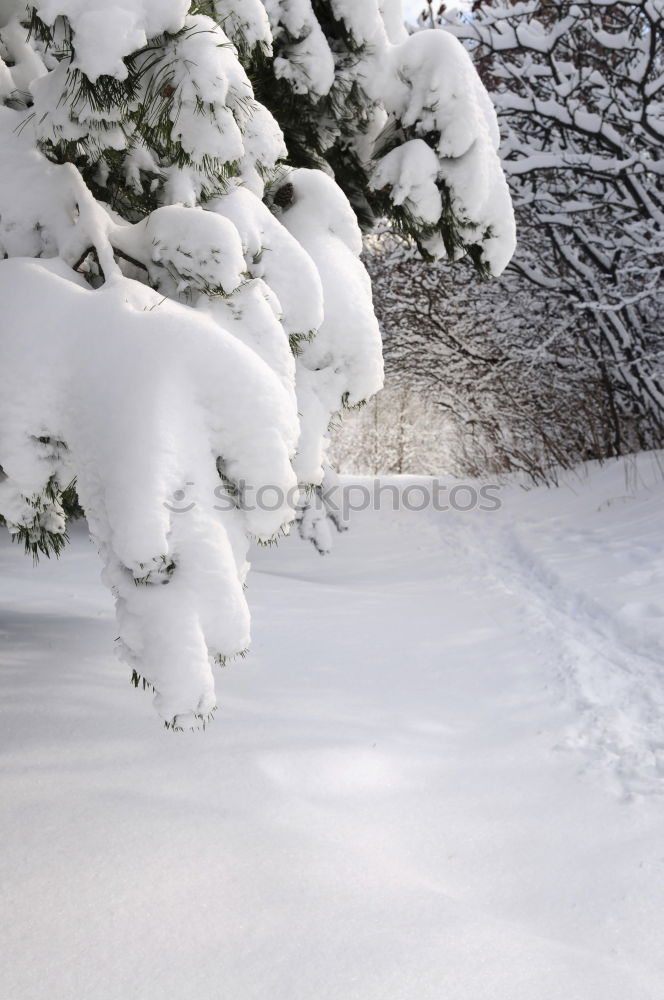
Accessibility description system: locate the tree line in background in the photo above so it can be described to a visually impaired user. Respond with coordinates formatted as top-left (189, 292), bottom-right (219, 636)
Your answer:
top-left (339, 0), bottom-right (664, 481)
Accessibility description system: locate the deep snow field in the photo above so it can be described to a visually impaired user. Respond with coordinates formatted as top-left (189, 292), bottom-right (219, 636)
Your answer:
top-left (2, 453), bottom-right (664, 1000)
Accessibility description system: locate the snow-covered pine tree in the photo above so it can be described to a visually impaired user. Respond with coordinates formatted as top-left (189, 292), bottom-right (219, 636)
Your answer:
top-left (220, 0), bottom-right (515, 270)
top-left (0, 0), bottom-right (515, 727)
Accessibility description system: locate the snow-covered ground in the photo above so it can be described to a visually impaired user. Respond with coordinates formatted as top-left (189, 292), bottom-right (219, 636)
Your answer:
top-left (2, 453), bottom-right (664, 999)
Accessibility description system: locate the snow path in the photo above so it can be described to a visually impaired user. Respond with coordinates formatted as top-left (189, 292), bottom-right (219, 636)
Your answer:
top-left (1, 455), bottom-right (664, 999)
top-left (465, 521), bottom-right (664, 798)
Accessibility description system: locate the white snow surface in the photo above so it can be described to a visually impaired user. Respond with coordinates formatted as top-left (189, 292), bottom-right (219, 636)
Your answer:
top-left (2, 453), bottom-right (664, 998)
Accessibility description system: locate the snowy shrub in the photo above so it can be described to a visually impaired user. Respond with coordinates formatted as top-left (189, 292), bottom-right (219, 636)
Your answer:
top-left (0, 0), bottom-right (514, 726)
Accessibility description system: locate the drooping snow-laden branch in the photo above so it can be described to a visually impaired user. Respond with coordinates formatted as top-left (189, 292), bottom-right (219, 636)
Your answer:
top-left (0, 1), bottom-right (515, 726)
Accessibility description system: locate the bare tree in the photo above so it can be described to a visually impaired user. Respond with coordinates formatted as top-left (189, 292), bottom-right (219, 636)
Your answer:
top-left (439, 0), bottom-right (664, 451)
top-left (329, 383), bottom-right (455, 476)
top-left (361, 230), bottom-right (628, 482)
